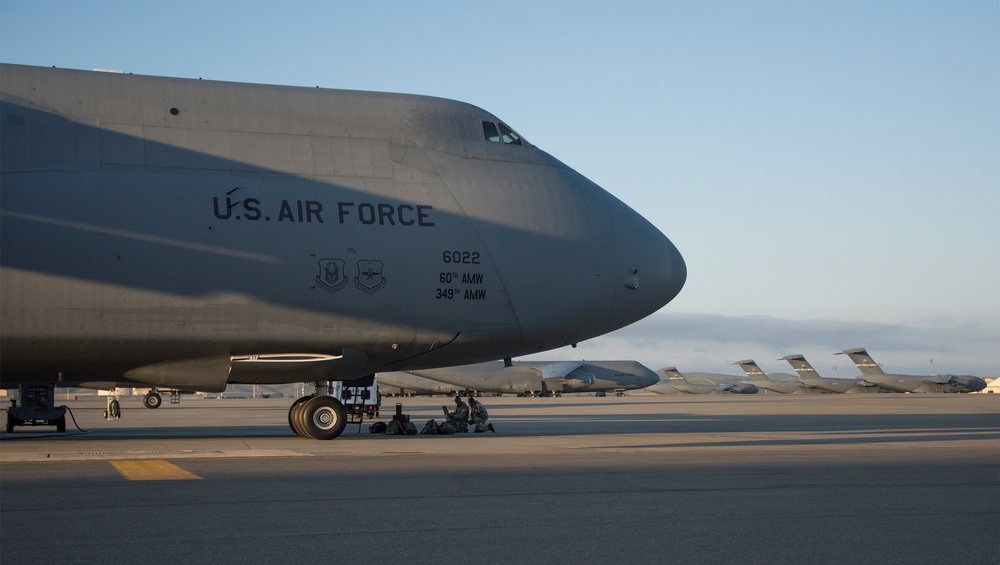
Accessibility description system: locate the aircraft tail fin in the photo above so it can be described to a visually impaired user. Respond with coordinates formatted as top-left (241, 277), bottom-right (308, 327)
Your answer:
top-left (733, 359), bottom-right (769, 382)
top-left (781, 354), bottom-right (820, 378)
top-left (837, 348), bottom-right (885, 375)
top-left (660, 367), bottom-right (687, 383)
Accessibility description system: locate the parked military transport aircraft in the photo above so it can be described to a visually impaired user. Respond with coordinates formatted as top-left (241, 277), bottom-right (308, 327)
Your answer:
top-left (646, 368), bottom-right (758, 394)
top-left (0, 64), bottom-right (686, 438)
top-left (376, 372), bottom-right (461, 396)
top-left (733, 360), bottom-right (809, 394)
top-left (383, 360), bottom-right (660, 397)
top-left (779, 354), bottom-right (877, 393)
top-left (836, 348), bottom-right (986, 393)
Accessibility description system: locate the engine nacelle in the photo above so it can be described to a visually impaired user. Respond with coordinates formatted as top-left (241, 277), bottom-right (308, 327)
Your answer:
top-left (560, 370), bottom-right (596, 390)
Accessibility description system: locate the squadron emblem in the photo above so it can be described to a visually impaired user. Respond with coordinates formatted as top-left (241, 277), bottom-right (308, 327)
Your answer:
top-left (316, 259), bottom-right (348, 293)
top-left (354, 260), bottom-right (387, 294)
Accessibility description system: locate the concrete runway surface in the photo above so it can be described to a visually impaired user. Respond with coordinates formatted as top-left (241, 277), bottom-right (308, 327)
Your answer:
top-left (2, 394), bottom-right (998, 564)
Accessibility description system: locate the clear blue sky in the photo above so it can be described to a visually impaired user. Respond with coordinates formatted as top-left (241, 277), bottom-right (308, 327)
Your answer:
top-left (2, 0), bottom-right (997, 376)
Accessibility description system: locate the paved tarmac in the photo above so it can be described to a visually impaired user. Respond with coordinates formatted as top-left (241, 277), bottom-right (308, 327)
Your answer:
top-left (2, 394), bottom-right (998, 564)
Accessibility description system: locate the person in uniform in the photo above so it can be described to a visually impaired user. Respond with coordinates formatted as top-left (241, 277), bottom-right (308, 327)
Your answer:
top-left (468, 395), bottom-right (495, 433)
top-left (443, 395), bottom-right (470, 433)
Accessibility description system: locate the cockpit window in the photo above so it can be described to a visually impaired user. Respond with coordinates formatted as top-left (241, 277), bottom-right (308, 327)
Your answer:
top-left (482, 121), bottom-right (525, 145)
top-left (498, 122), bottom-right (523, 145)
top-left (482, 121), bottom-right (501, 143)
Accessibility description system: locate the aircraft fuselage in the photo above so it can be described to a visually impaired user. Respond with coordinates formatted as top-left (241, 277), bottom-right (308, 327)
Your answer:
top-left (0, 64), bottom-right (686, 394)
top-left (402, 360), bottom-right (660, 395)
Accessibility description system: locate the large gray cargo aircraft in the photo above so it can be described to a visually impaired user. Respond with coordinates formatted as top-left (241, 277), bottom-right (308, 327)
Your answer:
top-left (779, 354), bottom-right (877, 393)
top-left (384, 360), bottom-right (660, 397)
top-left (0, 64), bottom-right (686, 438)
top-left (733, 360), bottom-right (808, 394)
top-left (646, 368), bottom-right (758, 394)
top-left (836, 348), bottom-right (986, 393)
top-left (376, 372), bottom-right (461, 396)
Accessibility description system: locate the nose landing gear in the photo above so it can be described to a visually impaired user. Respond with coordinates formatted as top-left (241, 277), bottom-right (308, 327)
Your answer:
top-left (142, 390), bottom-right (162, 409)
top-left (287, 382), bottom-right (347, 440)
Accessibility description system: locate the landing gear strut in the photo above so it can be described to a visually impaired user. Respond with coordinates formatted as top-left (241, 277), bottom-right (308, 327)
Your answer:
top-left (287, 382), bottom-right (347, 440)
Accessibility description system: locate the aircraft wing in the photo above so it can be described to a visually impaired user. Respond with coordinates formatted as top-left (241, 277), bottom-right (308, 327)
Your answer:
top-left (532, 361), bottom-right (586, 380)
top-left (925, 375), bottom-right (956, 384)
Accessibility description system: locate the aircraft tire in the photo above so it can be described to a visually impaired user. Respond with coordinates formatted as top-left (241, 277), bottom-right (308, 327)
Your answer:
top-left (287, 396), bottom-right (311, 437)
top-left (299, 395), bottom-right (347, 440)
top-left (143, 392), bottom-right (162, 409)
top-left (292, 401), bottom-right (315, 438)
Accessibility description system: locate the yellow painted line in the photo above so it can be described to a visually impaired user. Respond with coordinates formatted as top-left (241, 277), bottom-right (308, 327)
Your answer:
top-left (110, 460), bottom-right (202, 481)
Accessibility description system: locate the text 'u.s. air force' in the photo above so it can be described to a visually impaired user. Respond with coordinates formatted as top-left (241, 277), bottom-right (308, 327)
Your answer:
top-left (213, 195), bottom-right (434, 226)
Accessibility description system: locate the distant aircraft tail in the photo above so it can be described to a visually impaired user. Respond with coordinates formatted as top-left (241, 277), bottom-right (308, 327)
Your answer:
top-left (837, 348), bottom-right (885, 376)
top-left (733, 360), bottom-right (770, 382)
top-left (660, 367), bottom-right (688, 383)
top-left (781, 354), bottom-right (821, 378)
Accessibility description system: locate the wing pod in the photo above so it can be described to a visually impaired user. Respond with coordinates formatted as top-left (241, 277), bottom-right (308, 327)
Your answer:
top-left (229, 349), bottom-right (369, 384)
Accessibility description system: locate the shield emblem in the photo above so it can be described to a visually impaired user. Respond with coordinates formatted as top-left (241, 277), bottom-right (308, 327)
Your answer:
top-left (354, 260), bottom-right (387, 294)
top-left (316, 259), bottom-right (348, 293)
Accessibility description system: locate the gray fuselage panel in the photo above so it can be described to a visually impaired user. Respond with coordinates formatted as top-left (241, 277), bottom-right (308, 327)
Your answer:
top-left (0, 64), bottom-right (685, 389)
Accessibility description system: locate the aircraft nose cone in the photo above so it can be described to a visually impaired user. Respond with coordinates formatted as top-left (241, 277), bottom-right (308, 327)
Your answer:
top-left (638, 370), bottom-right (661, 388)
top-left (648, 229), bottom-right (687, 304)
top-left (606, 198), bottom-right (686, 332)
